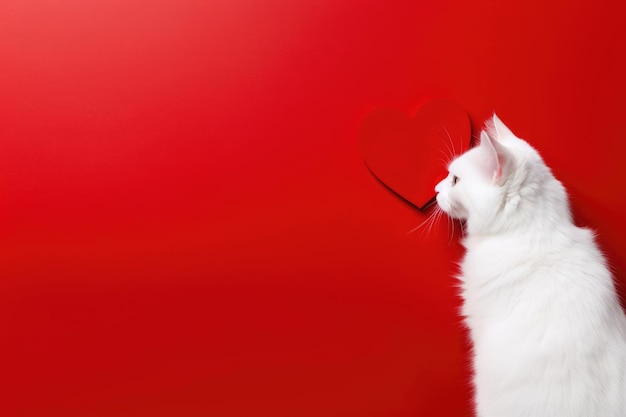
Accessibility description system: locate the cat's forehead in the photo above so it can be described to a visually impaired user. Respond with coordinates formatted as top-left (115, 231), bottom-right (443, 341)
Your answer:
top-left (448, 147), bottom-right (481, 174)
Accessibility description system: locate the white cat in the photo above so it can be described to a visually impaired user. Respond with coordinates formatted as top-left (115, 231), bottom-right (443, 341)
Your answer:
top-left (435, 114), bottom-right (626, 417)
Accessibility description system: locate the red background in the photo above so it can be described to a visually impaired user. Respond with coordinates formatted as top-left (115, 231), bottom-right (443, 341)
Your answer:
top-left (2, 1), bottom-right (626, 416)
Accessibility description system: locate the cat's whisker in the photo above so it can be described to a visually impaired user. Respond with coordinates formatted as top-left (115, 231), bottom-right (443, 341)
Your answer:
top-left (425, 205), bottom-right (445, 238)
top-left (446, 207), bottom-right (454, 246)
top-left (448, 213), bottom-right (455, 246)
top-left (439, 124), bottom-right (456, 163)
top-left (441, 123), bottom-right (457, 161)
top-left (406, 206), bottom-right (439, 235)
top-left (429, 206), bottom-right (443, 236)
top-left (440, 135), bottom-right (454, 161)
top-left (438, 157), bottom-right (451, 168)
top-left (438, 149), bottom-right (452, 166)
top-left (424, 209), bottom-right (437, 236)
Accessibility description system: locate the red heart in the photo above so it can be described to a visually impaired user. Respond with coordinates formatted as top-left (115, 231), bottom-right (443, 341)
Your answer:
top-left (359, 100), bottom-right (472, 209)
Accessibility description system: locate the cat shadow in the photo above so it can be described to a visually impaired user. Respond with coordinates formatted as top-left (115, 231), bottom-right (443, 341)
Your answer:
top-left (568, 186), bottom-right (626, 311)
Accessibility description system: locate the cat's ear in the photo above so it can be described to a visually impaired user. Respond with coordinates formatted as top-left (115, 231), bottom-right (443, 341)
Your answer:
top-left (479, 130), bottom-right (511, 184)
top-left (488, 113), bottom-right (516, 143)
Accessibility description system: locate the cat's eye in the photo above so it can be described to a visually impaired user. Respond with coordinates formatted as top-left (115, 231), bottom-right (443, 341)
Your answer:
top-left (452, 175), bottom-right (459, 185)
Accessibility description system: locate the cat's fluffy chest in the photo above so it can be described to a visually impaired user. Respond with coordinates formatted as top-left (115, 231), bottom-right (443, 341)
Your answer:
top-left (458, 228), bottom-right (626, 417)
top-left (460, 227), bottom-right (617, 346)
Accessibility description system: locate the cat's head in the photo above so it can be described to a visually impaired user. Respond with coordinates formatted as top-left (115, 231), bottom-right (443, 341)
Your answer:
top-left (435, 114), bottom-right (567, 234)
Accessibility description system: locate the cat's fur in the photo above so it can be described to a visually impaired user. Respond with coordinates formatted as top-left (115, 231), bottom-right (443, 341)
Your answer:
top-left (435, 115), bottom-right (626, 417)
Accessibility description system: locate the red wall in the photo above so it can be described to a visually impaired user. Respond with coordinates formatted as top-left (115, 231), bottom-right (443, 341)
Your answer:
top-left (2, 1), bottom-right (625, 416)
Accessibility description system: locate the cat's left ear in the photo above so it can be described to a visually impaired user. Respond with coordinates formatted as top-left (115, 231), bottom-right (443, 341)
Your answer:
top-left (489, 113), bottom-right (517, 143)
top-left (480, 130), bottom-right (512, 184)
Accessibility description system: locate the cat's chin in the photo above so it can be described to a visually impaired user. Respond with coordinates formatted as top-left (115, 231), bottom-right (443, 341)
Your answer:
top-left (438, 205), bottom-right (465, 221)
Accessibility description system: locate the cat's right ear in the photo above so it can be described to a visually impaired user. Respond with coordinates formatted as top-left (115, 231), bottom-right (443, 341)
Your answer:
top-left (479, 130), bottom-right (511, 184)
